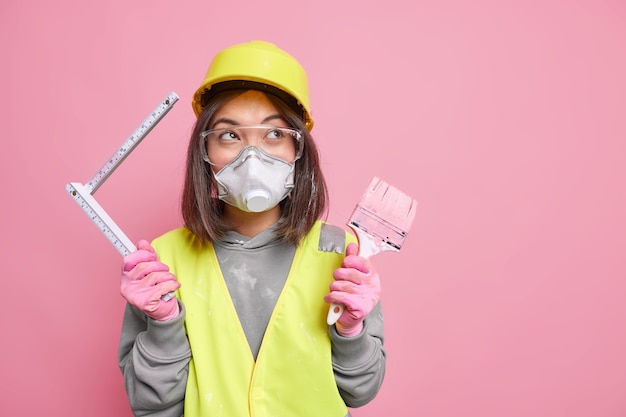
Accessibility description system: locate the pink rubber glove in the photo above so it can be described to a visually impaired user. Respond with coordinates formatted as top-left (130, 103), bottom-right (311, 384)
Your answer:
top-left (324, 242), bottom-right (381, 337)
top-left (120, 240), bottom-right (181, 322)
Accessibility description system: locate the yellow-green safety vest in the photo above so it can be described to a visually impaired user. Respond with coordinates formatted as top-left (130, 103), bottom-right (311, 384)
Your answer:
top-left (152, 221), bottom-right (354, 417)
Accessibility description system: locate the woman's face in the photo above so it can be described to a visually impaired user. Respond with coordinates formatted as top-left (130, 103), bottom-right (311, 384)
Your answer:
top-left (204, 90), bottom-right (299, 171)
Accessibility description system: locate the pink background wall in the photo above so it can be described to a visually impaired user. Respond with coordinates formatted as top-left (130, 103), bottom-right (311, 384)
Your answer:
top-left (2, 1), bottom-right (625, 415)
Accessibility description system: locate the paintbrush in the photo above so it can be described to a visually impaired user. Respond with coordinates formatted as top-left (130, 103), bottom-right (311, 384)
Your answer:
top-left (327, 177), bottom-right (418, 325)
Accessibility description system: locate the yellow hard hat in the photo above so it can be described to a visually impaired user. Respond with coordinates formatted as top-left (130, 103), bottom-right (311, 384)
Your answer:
top-left (192, 40), bottom-right (313, 131)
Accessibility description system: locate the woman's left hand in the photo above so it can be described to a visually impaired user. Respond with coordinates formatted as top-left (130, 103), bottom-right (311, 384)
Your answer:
top-left (324, 243), bottom-right (381, 337)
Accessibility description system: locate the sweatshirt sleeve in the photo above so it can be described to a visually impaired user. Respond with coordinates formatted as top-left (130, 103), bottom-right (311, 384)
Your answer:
top-left (118, 301), bottom-right (192, 417)
top-left (330, 301), bottom-right (386, 408)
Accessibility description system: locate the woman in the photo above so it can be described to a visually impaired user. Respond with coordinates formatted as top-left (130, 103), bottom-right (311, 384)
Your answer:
top-left (118, 40), bottom-right (385, 417)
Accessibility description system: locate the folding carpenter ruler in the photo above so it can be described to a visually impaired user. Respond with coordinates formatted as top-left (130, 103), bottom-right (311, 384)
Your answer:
top-left (66, 92), bottom-right (179, 299)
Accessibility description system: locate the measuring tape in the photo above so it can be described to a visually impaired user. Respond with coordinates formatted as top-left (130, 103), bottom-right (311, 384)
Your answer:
top-left (66, 91), bottom-right (179, 300)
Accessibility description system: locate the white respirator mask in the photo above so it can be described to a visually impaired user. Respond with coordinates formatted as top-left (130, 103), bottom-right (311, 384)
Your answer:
top-left (212, 146), bottom-right (296, 212)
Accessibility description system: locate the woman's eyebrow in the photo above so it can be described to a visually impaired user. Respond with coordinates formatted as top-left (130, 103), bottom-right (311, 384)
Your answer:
top-left (210, 114), bottom-right (287, 129)
top-left (261, 114), bottom-right (288, 125)
top-left (209, 117), bottom-right (239, 129)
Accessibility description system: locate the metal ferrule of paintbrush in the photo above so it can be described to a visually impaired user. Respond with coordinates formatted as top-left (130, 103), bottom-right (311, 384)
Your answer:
top-left (348, 205), bottom-right (408, 257)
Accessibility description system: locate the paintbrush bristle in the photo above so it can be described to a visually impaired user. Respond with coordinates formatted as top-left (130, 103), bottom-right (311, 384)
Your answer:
top-left (348, 177), bottom-right (418, 250)
top-left (358, 177), bottom-right (417, 230)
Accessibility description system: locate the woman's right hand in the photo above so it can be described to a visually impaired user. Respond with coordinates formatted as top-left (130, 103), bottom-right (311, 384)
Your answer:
top-left (120, 240), bottom-right (181, 321)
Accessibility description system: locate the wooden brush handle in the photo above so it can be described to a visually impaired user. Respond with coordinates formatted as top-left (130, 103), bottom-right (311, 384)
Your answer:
top-left (327, 228), bottom-right (374, 325)
top-left (327, 303), bottom-right (344, 325)
top-left (327, 226), bottom-right (398, 325)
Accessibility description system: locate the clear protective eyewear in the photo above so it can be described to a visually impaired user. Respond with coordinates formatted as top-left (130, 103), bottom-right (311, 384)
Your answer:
top-left (201, 125), bottom-right (304, 165)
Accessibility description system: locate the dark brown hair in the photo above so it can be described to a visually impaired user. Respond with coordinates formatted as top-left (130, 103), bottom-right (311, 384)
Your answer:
top-left (181, 89), bottom-right (328, 246)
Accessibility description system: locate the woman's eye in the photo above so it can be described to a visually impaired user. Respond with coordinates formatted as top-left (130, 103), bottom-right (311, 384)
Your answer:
top-left (218, 131), bottom-right (239, 141)
top-left (266, 129), bottom-right (283, 140)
